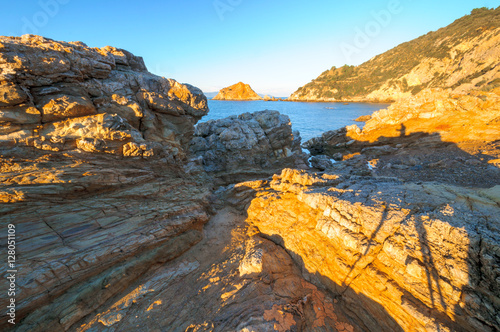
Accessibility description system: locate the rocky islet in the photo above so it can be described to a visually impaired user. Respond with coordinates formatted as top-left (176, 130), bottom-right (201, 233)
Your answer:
top-left (212, 82), bottom-right (263, 101)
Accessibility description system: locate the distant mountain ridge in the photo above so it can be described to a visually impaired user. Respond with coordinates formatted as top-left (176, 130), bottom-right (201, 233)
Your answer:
top-left (203, 91), bottom-right (219, 99)
top-left (289, 7), bottom-right (500, 102)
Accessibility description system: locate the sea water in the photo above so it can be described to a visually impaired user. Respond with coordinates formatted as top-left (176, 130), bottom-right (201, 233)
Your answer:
top-left (202, 100), bottom-right (390, 142)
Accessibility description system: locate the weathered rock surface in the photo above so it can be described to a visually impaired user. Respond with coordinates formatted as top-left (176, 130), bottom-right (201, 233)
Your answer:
top-left (0, 35), bottom-right (208, 157)
top-left (354, 115), bottom-right (371, 122)
top-left (190, 110), bottom-right (309, 183)
top-left (243, 169), bottom-right (500, 331)
top-left (304, 88), bottom-right (500, 187)
top-left (309, 154), bottom-right (335, 171)
top-left (3, 35), bottom-right (500, 332)
top-left (0, 35), bottom-right (211, 331)
top-left (73, 207), bottom-right (359, 332)
top-left (213, 82), bottom-right (263, 101)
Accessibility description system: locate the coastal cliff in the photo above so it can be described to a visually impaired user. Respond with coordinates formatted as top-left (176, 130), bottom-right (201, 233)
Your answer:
top-left (0, 35), bottom-right (212, 331)
top-left (213, 82), bottom-right (263, 101)
top-left (1, 35), bottom-right (499, 332)
top-left (289, 7), bottom-right (500, 102)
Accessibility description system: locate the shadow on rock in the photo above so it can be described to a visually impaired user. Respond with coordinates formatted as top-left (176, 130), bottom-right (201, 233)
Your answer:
top-left (241, 167), bottom-right (500, 331)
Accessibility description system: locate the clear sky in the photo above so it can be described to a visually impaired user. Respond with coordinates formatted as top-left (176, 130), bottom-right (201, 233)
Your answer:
top-left (0, 0), bottom-right (498, 96)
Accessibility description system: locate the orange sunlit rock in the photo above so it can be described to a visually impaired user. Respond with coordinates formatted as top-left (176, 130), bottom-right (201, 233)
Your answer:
top-left (213, 82), bottom-right (263, 100)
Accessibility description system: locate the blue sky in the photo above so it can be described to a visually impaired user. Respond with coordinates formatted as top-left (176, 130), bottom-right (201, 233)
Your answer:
top-left (0, 0), bottom-right (497, 96)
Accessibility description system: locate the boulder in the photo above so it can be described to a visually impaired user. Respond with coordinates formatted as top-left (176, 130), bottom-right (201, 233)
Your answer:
top-left (355, 114), bottom-right (371, 122)
top-left (191, 110), bottom-right (309, 183)
top-left (310, 155), bottom-right (334, 171)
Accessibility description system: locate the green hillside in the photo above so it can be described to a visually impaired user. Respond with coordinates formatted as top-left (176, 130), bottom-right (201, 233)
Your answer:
top-left (290, 7), bottom-right (500, 102)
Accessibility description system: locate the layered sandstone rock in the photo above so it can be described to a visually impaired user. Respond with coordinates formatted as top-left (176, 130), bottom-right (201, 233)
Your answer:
top-left (244, 169), bottom-right (500, 332)
top-left (0, 35), bottom-right (208, 157)
top-left (3, 35), bottom-right (500, 332)
top-left (305, 88), bottom-right (500, 152)
top-left (0, 35), bottom-right (211, 331)
top-left (239, 87), bottom-right (500, 331)
top-left (73, 207), bottom-right (359, 332)
top-left (213, 82), bottom-right (263, 101)
top-left (190, 110), bottom-right (309, 183)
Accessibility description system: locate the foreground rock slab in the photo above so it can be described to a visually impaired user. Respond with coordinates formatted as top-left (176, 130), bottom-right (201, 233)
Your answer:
top-left (73, 207), bottom-right (360, 332)
top-left (244, 169), bottom-right (500, 332)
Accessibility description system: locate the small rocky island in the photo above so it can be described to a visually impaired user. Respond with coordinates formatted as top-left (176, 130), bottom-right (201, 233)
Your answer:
top-left (0, 33), bottom-right (499, 332)
top-left (212, 81), bottom-right (263, 101)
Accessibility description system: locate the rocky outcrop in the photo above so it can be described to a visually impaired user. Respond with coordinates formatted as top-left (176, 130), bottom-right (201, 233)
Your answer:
top-left (264, 95), bottom-right (283, 101)
top-left (290, 7), bottom-right (500, 102)
top-left (0, 35), bottom-right (211, 331)
top-left (354, 115), bottom-right (371, 122)
top-left (0, 35), bottom-right (208, 157)
top-left (244, 169), bottom-right (500, 331)
top-left (190, 110), bottom-right (309, 183)
top-left (238, 87), bottom-right (500, 331)
top-left (305, 88), bottom-right (500, 151)
top-left (213, 82), bottom-right (263, 101)
top-left (304, 88), bottom-right (500, 187)
top-left (73, 206), bottom-right (360, 332)
top-left (3, 35), bottom-right (500, 332)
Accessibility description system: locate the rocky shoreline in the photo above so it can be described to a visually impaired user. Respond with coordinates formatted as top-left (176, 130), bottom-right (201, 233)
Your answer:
top-left (1, 36), bottom-right (499, 331)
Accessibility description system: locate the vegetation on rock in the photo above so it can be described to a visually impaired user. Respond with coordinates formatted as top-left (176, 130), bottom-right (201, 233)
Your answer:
top-left (290, 7), bottom-right (500, 102)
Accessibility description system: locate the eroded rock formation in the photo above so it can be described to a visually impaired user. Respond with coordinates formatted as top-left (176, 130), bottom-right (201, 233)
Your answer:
top-left (74, 207), bottom-right (359, 332)
top-left (0, 35), bottom-right (322, 332)
top-left (0, 35), bottom-right (211, 331)
top-left (2, 35), bottom-right (499, 332)
top-left (304, 88), bottom-right (500, 187)
top-left (190, 110), bottom-right (309, 183)
top-left (243, 169), bottom-right (500, 331)
top-left (212, 82), bottom-right (263, 101)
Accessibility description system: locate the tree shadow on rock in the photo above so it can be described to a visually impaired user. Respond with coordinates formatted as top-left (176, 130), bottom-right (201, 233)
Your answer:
top-left (304, 125), bottom-right (500, 188)
top-left (240, 144), bottom-right (500, 331)
top-left (259, 232), bottom-right (405, 332)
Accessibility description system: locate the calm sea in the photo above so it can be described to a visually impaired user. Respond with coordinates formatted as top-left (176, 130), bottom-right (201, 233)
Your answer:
top-left (202, 100), bottom-right (390, 142)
